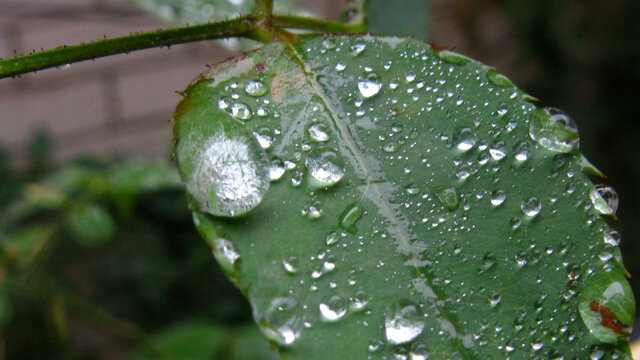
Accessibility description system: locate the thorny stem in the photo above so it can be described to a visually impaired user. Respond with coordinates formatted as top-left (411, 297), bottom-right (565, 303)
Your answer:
top-left (0, 8), bottom-right (364, 80)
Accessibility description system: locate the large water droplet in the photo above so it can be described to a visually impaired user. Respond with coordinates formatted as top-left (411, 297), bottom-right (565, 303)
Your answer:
top-left (433, 186), bottom-right (459, 211)
top-left (490, 190), bottom-right (506, 206)
top-left (307, 123), bottom-right (330, 142)
top-left (453, 127), bottom-right (476, 151)
top-left (489, 141), bottom-right (507, 161)
top-left (529, 107), bottom-right (579, 153)
top-left (603, 229), bottom-right (621, 247)
top-left (245, 80), bottom-right (268, 97)
top-left (589, 184), bottom-right (619, 216)
top-left (187, 117), bottom-right (270, 217)
top-left (340, 202), bottom-right (364, 234)
top-left (349, 290), bottom-right (369, 311)
top-left (385, 300), bottom-right (425, 345)
top-left (231, 102), bottom-right (252, 120)
top-left (319, 295), bottom-right (348, 322)
top-left (409, 342), bottom-right (429, 360)
top-left (358, 76), bottom-right (382, 98)
top-left (259, 297), bottom-right (302, 345)
top-left (305, 150), bottom-right (345, 189)
top-left (521, 197), bottom-right (541, 217)
top-left (578, 271), bottom-right (635, 343)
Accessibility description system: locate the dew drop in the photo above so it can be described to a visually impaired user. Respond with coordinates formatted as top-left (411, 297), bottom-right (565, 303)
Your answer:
top-left (385, 300), bottom-right (425, 345)
top-left (269, 159), bottom-right (285, 181)
top-left (283, 256), bottom-right (299, 274)
top-left (186, 117), bottom-right (270, 217)
top-left (231, 102), bottom-right (252, 120)
top-left (487, 70), bottom-right (514, 87)
top-left (433, 186), bottom-right (459, 211)
top-left (335, 62), bottom-right (346, 71)
top-left (529, 107), bottom-right (579, 153)
top-left (490, 189), bottom-right (506, 206)
top-left (409, 342), bottom-right (429, 360)
top-left (603, 229), bottom-right (621, 247)
top-left (513, 141), bottom-right (530, 161)
top-left (325, 231), bottom-right (340, 246)
top-left (212, 238), bottom-right (240, 276)
top-left (453, 127), bottom-right (476, 151)
top-left (521, 197), bottom-right (541, 217)
top-left (350, 42), bottom-right (366, 56)
top-left (436, 50), bottom-right (472, 65)
top-left (319, 295), bottom-right (348, 322)
top-left (358, 74), bottom-right (382, 98)
top-left (340, 202), bottom-right (364, 234)
top-left (489, 141), bottom-right (507, 161)
top-left (307, 123), bottom-right (330, 142)
top-left (245, 80), bottom-right (268, 97)
top-left (488, 292), bottom-right (502, 307)
top-left (589, 184), bottom-right (619, 216)
top-left (305, 151), bottom-right (345, 189)
top-left (259, 297), bottom-right (302, 345)
top-left (349, 290), bottom-right (369, 311)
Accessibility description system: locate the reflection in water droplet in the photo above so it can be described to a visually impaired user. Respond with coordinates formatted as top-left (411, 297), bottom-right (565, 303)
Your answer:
top-left (305, 151), bottom-right (345, 189)
top-left (212, 238), bottom-right (240, 276)
top-left (340, 202), bottom-right (364, 234)
top-left (307, 123), bottom-right (330, 142)
top-left (434, 186), bottom-right (459, 211)
top-left (358, 74), bottom-right (382, 98)
top-left (188, 119), bottom-right (270, 217)
top-left (231, 102), bottom-right (252, 120)
top-left (319, 295), bottom-right (348, 321)
top-left (521, 197), bottom-right (541, 217)
top-left (385, 300), bottom-right (425, 345)
top-left (529, 107), bottom-right (579, 153)
top-left (589, 184), bottom-right (619, 216)
top-left (578, 271), bottom-right (634, 344)
top-left (245, 80), bottom-right (268, 97)
top-left (260, 297), bottom-right (302, 345)
top-left (453, 127), bottom-right (476, 151)
top-left (490, 190), bottom-right (506, 206)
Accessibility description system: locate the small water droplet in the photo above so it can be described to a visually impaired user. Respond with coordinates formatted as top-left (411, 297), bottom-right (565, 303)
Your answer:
top-left (589, 184), bottom-right (619, 216)
top-left (489, 292), bottom-right (502, 307)
top-left (433, 186), bottom-right (459, 211)
top-left (319, 295), bottom-right (348, 321)
top-left (358, 79), bottom-right (382, 98)
top-left (307, 123), bottom-right (330, 142)
top-left (384, 141), bottom-right (399, 153)
top-left (325, 231), bottom-right (340, 246)
top-left (453, 127), bottom-right (476, 151)
top-left (245, 80), bottom-right (268, 97)
top-left (260, 297), bottom-right (302, 345)
top-left (335, 62), bottom-right (346, 71)
top-left (513, 141), bottom-right (530, 161)
top-left (480, 252), bottom-right (496, 273)
top-left (349, 290), bottom-right (369, 311)
top-left (351, 42), bottom-right (366, 56)
top-left (490, 190), bottom-right (506, 206)
top-left (269, 159), bottom-right (285, 181)
top-left (340, 202), bottom-right (364, 234)
top-left (521, 197), bottom-right (541, 217)
top-left (231, 102), bottom-right (252, 120)
top-left (283, 256), bottom-right (299, 274)
top-left (409, 342), bottom-right (429, 360)
top-left (212, 238), bottom-right (240, 276)
top-left (529, 107), bottom-right (579, 153)
top-left (489, 141), bottom-right (507, 160)
top-left (385, 300), bottom-right (425, 345)
top-left (603, 229), bottom-right (621, 247)
top-left (305, 151), bottom-right (345, 189)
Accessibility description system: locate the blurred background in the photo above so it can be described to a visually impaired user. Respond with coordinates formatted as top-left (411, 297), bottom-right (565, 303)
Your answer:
top-left (0, 0), bottom-right (639, 358)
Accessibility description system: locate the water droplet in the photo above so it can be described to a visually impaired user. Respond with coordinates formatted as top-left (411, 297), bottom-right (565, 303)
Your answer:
top-left (578, 271), bottom-right (634, 343)
top-left (603, 229), bottom-right (621, 247)
top-left (253, 128), bottom-right (273, 149)
top-left (325, 231), bottom-right (339, 246)
top-left (231, 102), bottom-right (252, 120)
top-left (384, 142), bottom-right (399, 153)
top-left (489, 141), bottom-right (507, 161)
top-left (479, 252), bottom-right (496, 272)
top-left (260, 297), bottom-right (302, 345)
top-left (436, 50), bottom-right (472, 65)
top-left (487, 70), bottom-right (514, 87)
top-left (307, 123), bottom-right (330, 142)
top-left (529, 107), bottom-right (579, 153)
top-left (385, 300), bottom-right (425, 345)
top-left (212, 238), bottom-right (240, 276)
top-left (490, 190), bottom-right (506, 206)
top-left (358, 74), bottom-right (382, 98)
top-left (340, 202), bottom-right (364, 234)
top-left (406, 184), bottom-right (421, 195)
top-left (589, 184), bottom-right (619, 216)
top-left (335, 62), bottom-right (346, 71)
top-left (349, 290), bottom-right (369, 311)
top-left (513, 141), bottom-right (530, 161)
top-left (322, 37), bottom-right (338, 50)
top-left (186, 117), bottom-right (270, 217)
top-left (245, 80), bottom-right (268, 97)
top-left (489, 292), bottom-right (502, 307)
top-left (521, 197), bottom-right (541, 217)
top-left (409, 342), bottom-right (429, 360)
top-left (319, 295), bottom-right (348, 321)
top-left (350, 42), bottom-right (366, 56)
top-left (453, 127), bottom-right (476, 151)
top-left (269, 159), bottom-right (285, 181)
top-left (283, 256), bottom-right (299, 274)
top-left (305, 151), bottom-right (345, 189)
top-left (433, 186), bottom-right (459, 211)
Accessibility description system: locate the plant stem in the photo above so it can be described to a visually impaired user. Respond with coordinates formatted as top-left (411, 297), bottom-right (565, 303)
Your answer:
top-left (0, 17), bottom-right (254, 79)
top-left (252, 0), bottom-right (274, 18)
top-left (273, 15), bottom-right (366, 33)
top-left (342, 0), bottom-right (369, 28)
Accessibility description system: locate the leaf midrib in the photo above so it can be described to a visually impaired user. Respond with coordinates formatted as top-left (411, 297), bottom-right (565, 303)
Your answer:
top-left (284, 37), bottom-right (473, 359)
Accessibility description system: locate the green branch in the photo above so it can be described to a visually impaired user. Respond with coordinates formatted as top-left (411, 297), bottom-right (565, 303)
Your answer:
top-left (273, 15), bottom-right (365, 33)
top-left (0, 17), bottom-right (254, 79)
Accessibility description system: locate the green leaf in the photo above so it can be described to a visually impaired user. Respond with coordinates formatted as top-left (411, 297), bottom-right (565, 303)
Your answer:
top-left (128, 320), bottom-right (227, 360)
top-left (368, 0), bottom-right (429, 40)
top-left (66, 203), bottom-right (116, 247)
top-left (106, 160), bottom-right (182, 196)
top-left (174, 36), bottom-right (634, 359)
top-left (228, 325), bottom-right (280, 360)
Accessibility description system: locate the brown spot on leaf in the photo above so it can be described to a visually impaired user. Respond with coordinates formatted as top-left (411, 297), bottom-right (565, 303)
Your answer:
top-left (271, 68), bottom-right (306, 104)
